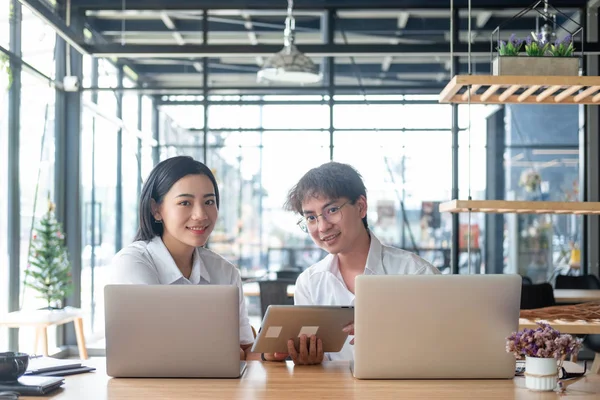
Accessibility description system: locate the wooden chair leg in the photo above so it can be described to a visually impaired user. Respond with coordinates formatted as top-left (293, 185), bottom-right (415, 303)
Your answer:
top-left (39, 327), bottom-right (49, 356)
top-left (591, 353), bottom-right (600, 374)
top-left (73, 317), bottom-right (88, 359)
top-left (34, 326), bottom-right (41, 355)
top-left (570, 353), bottom-right (578, 363)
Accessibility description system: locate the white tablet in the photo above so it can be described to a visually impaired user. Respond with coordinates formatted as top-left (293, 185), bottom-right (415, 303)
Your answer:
top-left (251, 305), bottom-right (354, 354)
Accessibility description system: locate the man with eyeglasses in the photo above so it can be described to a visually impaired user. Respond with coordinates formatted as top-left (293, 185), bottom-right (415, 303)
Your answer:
top-left (261, 162), bottom-right (440, 365)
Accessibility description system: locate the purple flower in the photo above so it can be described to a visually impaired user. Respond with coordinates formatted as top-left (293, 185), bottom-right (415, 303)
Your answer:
top-left (526, 36), bottom-right (533, 45)
top-left (505, 321), bottom-right (583, 359)
top-left (498, 40), bottom-right (506, 47)
top-left (562, 35), bottom-right (572, 45)
top-left (536, 32), bottom-right (547, 45)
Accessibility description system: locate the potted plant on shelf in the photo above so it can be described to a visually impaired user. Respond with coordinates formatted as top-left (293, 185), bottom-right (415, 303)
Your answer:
top-left (506, 321), bottom-right (583, 391)
top-left (492, 33), bottom-right (580, 76)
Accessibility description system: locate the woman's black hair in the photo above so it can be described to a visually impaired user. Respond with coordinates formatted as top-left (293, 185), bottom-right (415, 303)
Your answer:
top-left (134, 156), bottom-right (220, 242)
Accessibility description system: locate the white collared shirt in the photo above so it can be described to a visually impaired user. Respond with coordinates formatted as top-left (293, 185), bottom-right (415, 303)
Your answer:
top-left (107, 236), bottom-right (254, 345)
top-left (294, 232), bottom-right (440, 361)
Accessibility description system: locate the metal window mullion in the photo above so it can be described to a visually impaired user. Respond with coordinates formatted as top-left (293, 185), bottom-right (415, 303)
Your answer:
top-left (7, 0), bottom-right (22, 351)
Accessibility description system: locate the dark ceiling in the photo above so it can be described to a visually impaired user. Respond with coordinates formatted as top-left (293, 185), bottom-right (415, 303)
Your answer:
top-left (23, 1), bottom-right (593, 91)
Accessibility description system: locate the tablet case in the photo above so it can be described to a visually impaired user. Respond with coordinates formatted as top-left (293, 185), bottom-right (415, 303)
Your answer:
top-left (251, 305), bottom-right (354, 354)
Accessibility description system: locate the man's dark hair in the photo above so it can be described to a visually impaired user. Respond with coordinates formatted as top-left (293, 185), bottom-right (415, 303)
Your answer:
top-left (134, 156), bottom-right (219, 242)
top-left (284, 162), bottom-right (368, 230)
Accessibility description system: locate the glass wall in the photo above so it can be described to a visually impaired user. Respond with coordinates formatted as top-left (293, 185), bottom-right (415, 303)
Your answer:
top-left (18, 72), bottom-right (56, 351)
top-left (0, 0), bottom-right (8, 50)
top-left (122, 78), bottom-right (140, 245)
top-left (80, 59), bottom-right (119, 343)
top-left (140, 96), bottom-right (155, 179)
top-left (20, 5), bottom-right (56, 78)
top-left (0, 7), bottom-right (9, 349)
top-left (157, 99), bottom-right (495, 280)
top-left (504, 104), bottom-right (581, 283)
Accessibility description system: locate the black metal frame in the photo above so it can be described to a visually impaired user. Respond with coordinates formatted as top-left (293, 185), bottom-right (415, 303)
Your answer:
top-left (7, 0), bottom-right (23, 350)
top-left (69, 0), bottom-right (586, 10)
top-left (115, 66), bottom-right (124, 252)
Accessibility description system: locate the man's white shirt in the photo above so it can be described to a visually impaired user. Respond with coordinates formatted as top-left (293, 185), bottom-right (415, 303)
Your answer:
top-left (108, 236), bottom-right (254, 345)
top-left (294, 232), bottom-right (440, 361)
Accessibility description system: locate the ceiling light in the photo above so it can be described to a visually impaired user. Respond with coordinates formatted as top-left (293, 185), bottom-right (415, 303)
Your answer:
top-left (257, 0), bottom-right (321, 84)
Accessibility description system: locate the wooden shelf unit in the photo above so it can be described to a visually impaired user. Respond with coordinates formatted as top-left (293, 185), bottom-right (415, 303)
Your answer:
top-left (439, 75), bottom-right (600, 105)
top-left (439, 200), bottom-right (600, 215)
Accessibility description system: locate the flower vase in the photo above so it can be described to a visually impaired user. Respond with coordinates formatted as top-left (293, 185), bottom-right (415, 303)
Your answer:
top-left (525, 356), bottom-right (558, 391)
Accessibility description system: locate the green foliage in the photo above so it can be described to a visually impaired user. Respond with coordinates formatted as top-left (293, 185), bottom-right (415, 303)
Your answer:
top-left (0, 53), bottom-right (12, 89)
top-left (524, 38), bottom-right (550, 57)
top-left (497, 34), bottom-right (523, 56)
top-left (24, 200), bottom-right (73, 309)
top-left (548, 35), bottom-right (575, 57)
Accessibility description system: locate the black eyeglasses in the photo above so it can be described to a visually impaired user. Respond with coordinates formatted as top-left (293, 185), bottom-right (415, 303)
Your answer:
top-left (296, 201), bottom-right (350, 233)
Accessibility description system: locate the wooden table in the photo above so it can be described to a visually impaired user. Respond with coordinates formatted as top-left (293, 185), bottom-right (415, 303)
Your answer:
top-left (554, 290), bottom-right (600, 304)
top-left (519, 318), bottom-right (600, 374)
top-left (21, 358), bottom-right (600, 400)
top-left (0, 307), bottom-right (88, 359)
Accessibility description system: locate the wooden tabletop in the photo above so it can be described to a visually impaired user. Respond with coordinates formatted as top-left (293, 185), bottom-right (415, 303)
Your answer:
top-left (22, 358), bottom-right (600, 400)
top-left (554, 290), bottom-right (600, 304)
top-left (0, 307), bottom-right (83, 328)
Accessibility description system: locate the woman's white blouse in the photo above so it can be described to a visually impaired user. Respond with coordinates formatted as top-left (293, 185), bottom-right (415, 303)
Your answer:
top-left (108, 236), bottom-right (254, 345)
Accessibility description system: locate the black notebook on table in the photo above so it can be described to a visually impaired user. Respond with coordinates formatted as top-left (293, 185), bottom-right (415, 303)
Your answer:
top-left (0, 376), bottom-right (64, 395)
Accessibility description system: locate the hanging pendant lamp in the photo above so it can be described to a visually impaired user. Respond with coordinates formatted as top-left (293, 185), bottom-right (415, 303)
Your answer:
top-left (257, 0), bottom-right (321, 84)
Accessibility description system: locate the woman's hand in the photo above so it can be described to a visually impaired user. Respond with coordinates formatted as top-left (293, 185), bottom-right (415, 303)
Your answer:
top-left (343, 322), bottom-right (355, 344)
top-left (287, 334), bottom-right (323, 365)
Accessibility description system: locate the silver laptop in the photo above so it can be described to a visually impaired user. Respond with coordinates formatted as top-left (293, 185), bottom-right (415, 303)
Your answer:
top-left (352, 274), bottom-right (521, 379)
top-left (104, 284), bottom-right (246, 378)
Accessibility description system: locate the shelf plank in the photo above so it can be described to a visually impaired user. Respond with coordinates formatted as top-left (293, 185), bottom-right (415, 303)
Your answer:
top-left (439, 75), bottom-right (600, 105)
top-left (439, 200), bottom-right (600, 215)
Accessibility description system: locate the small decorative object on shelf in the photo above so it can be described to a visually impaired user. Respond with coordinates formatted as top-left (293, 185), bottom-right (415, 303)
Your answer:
top-left (24, 197), bottom-right (73, 310)
top-left (518, 169), bottom-right (542, 193)
top-left (506, 321), bottom-right (583, 392)
top-left (439, 1), bottom-right (599, 106)
top-left (493, 33), bottom-right (579, 76)
top-left (491, 1), bottom-right (582, 77)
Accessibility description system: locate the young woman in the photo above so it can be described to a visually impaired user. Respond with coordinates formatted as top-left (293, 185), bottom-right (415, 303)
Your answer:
top-left (108, 156), bottom-right (254, 359)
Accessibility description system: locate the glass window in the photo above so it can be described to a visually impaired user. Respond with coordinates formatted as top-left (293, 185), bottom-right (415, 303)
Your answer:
top-left (161, 105), bottom-right (204, 129)
top-left (140, 95), bottom-right (155, 178)
top-left (335, 130), bottom-right (452, 252)
top-left (0, 36), bottom-right (9, 349)
top-left (20, 5), bottom-right (56, 78)
top-left (19, 72), bottom-right (57, 351)
top-left (208, 105), bottom-right (260, 129)
top-left (205, 129), bottom-right (330, 286)
top-left (334, 104), bottom-right (450, 130)
top-left (81, 54), bottom-right (93, 104)
top-left (0, 0), bottom-right (9, 49)
top-left (122, 87), bottom-right (140, 245)
top-left (262, 105), bottom-right (329, 129)
top-left (504, 104), bottom-right (581, 282)
top-left (80, 107), bottom-right (119, 344)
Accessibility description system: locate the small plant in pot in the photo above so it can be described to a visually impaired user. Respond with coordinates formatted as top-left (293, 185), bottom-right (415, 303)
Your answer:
top-left (493, 33), bottom-right (579, 76)
top-left (506, 321), bottom-right (583, 392)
